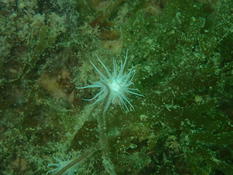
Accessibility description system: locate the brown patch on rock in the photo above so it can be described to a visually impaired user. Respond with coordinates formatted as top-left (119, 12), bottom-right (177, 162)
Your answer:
top-left (12, 157), bottom-right (29, 173)
top-left (144, 1), bottom-right (162, 16)
top-left (38, 69), bottom-right (76, 105)
top-left (100, 30), bottom-right (120, 40)
top-left (102, 39), bottom-right (123, 54)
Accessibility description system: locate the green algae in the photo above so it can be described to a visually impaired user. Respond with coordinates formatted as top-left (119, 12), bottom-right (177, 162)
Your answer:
top-left (0, 0), bottom-right (232, 174)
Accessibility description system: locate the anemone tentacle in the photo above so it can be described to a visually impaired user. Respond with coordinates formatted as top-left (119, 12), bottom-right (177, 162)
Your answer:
top-left (80, 52), bottom-right (143, 112)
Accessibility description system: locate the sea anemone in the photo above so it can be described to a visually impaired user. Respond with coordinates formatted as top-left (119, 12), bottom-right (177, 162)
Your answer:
top-left (80, 51), bottom-right (143, 112)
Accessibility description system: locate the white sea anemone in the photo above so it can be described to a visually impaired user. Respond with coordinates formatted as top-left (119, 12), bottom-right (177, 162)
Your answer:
top-left (80, 51), bottom-right (143, 112)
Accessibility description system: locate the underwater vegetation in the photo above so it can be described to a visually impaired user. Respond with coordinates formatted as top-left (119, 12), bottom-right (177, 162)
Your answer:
top-left (0, 0), bottom-right (233, 175)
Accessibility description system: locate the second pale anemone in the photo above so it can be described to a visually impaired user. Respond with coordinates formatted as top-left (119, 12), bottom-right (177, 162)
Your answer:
top-left (80, 52), bottom-right (143, 112)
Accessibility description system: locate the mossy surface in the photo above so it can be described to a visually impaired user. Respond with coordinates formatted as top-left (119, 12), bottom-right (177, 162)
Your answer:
top-left (0, 0), bottom-right (233, 175)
